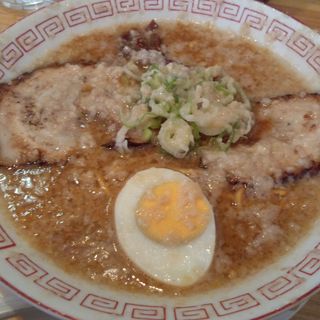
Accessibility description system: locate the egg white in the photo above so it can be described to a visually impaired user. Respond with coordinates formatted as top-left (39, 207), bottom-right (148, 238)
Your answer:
top-left (115, 167), bottom-right (216, 287)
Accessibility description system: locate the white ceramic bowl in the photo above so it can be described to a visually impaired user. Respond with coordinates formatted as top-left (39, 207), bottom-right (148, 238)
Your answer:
top-left (0, 1), bottom-right (319, 319)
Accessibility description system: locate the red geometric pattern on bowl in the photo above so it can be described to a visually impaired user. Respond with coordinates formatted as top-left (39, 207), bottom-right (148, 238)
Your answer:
top-left (80, 294), bottom-right (119, 314)
top-left (291, 246), bottom-right (320, 277)
top-left (90, 1), bottom-right (114, 19)
top-left (125, 304), bottom-right (166, 320)
top-left (218, 1), bottom-right (241, 22)
top-left (35, 277), bottom-right (80, 301)
top-left (191, 0), bottom-right (218, 16)
top-left (0, 225), bottom-right (15, 250)
top-left (241, 8), bottom-right (268, 30)
top-left (174, 293), bottom-right (260, 320)
top-left (307, 48), bottom-right (320, 74)
top-left (16, 29), bottom-right (45, 52)
top-left (286, 34), bottom-right (315, 57)
top-left (174, 294), bottom-right (259, 320)
top-left (81, 294), bottom-right (166, 319)
top-left (144, 0), bottom-right (164, 10)
top-left (214, 293), bottom-right (260, 316)
top-left (192, 0), bottom-right (267, 30)
top-left (0, 42), bottom-right (24, 69)
top-left (258, 274), bottom-right (304, 301)
top-left (16, 16), bottom-right (66, 53)
top-left (6, 254), bottom-right (80, 301)
top-left (6, 253), bottom-right (47, 277)
top-left (169, 0), bottom-right (189, 12)
top-left (115, 0), bottom-right (141, 13)
top-left (36, 16), bottom-right (65, 38)
top-left (4, 245), bottom-right (318, 318)
top-left (266, 19), bottom-right (295, 42)
top-left (174, 304), bottom-right (214, 320)
top-left (64, 2), bottom-right (114, 27)
top-left (0, 0), bottom-right (318, 80)
top-left (63, 6), bottom-right (92, 27)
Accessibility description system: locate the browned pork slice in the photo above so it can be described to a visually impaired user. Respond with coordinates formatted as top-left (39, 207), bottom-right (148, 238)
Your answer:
top-left (0, 63), bottom-right (140, 166)
top-left (200, 95), bottom-right (320, 198)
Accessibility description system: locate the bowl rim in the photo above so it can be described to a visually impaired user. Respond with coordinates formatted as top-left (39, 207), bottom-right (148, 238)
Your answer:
top-left (1, 277), bottom-right (319, 320)
top-left (0, 1), bottom-right (319, 319)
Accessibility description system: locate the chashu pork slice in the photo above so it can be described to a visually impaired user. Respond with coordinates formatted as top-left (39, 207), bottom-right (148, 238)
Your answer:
top-left (201, 95), bottom-right (320, 198)
top-left (0, 63), bottom-right (140, 166)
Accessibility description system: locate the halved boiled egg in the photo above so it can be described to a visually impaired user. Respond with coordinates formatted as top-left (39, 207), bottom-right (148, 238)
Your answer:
top-left (115, 168), bottom-right (216, 287)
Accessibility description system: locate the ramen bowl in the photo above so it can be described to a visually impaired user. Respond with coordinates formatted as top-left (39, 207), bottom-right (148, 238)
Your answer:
top-left (0, 1), bottom-right (319, 320)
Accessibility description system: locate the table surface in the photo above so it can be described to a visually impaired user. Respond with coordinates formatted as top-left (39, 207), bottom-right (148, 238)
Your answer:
top-left (0, 1), bottom-right (319, 320)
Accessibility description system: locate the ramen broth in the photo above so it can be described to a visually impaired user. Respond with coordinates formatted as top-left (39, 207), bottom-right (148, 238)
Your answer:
top-left (0, 146), bottom-right (320, 295)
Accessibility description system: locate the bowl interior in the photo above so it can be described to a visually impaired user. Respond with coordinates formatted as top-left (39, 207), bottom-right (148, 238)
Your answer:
top-left (0, 1), bottom-right (319, 319)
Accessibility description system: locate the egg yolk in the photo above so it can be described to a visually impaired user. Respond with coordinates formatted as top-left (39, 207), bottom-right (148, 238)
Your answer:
top-left (135, 180), bottom-right (211, 246)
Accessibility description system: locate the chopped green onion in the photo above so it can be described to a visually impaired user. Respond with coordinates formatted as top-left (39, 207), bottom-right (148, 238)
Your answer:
top-left (190, 122), bottom-right (200, 141)
top-left (143, 128), bottom-right (153, 141)
top-left (149, 64), bottom-right (159, 71)
top-left (148, 117), bottom-right (162, 129)
top-left (215, 83), bottom-right (231, 96)
top-left (211, 121), bottom-right (242, 151)
top-left (117, 61), bottom-right (252, 158)
top-left (164, 77), bottom-right (177, 91)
